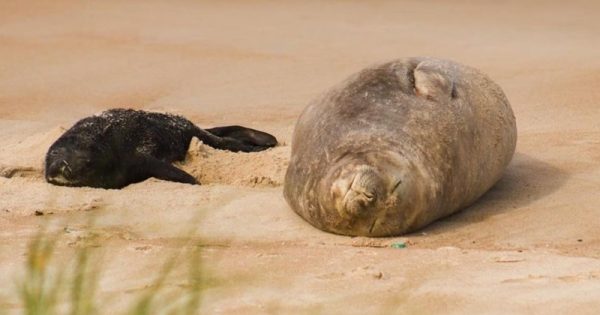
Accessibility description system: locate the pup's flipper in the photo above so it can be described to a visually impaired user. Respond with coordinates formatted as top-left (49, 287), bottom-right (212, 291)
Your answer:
top-left (206, 125), bottom-right (277, 148)
top-left (138, 156), bottom-right (199, 185)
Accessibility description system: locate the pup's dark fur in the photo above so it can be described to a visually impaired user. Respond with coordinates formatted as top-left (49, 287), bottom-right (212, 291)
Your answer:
top-left (45, 109), bottom-right (277, 188)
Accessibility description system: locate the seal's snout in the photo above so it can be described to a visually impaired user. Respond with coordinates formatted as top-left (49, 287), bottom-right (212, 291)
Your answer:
top-left (331, 165), bottom-right (384, 219)
top-left (46, 160), bottom-right (74, 185)
top-left (46, 160), bottom-right (66, 177)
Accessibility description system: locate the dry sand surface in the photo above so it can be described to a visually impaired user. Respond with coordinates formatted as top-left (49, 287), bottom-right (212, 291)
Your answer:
top-left (1, 0), bottom-right (600, 314)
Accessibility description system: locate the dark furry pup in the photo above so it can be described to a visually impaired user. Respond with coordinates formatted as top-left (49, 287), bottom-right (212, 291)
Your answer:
top-left (45, 109), bottom-right (277, 188)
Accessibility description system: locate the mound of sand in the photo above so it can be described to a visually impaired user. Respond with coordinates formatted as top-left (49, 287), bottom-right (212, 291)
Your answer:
top-left (178, 137), bottom-right (289, 187)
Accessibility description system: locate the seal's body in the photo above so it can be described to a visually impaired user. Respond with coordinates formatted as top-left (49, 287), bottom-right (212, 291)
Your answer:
top-left (45, 109), bottom-right (277, 188)
top-left (284, 58), bottom-right (516, 236)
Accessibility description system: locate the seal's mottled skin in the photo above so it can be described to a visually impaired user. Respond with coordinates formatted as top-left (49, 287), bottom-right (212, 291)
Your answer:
top-left (45, 109), bottom-right (277, 189)
top-left (284, 58), bottom-right (516, 236)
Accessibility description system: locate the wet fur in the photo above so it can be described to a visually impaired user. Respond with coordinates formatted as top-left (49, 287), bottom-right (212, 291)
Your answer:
top-left (45, 109), bottom-right (277, 189)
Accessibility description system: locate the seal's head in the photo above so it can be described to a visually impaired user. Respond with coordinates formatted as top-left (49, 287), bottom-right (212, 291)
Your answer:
top-left (319, 150), bottom-right (426, 236)
top-left (44, 137), bottom-right (108, 187)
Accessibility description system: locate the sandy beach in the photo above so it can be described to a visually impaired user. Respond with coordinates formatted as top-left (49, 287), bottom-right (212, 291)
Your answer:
top-left (1, 1), bottom-right (600, 313)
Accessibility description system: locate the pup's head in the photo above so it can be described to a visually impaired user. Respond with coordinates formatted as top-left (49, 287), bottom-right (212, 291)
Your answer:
top-left (45, 138), bottom-right (108, 187)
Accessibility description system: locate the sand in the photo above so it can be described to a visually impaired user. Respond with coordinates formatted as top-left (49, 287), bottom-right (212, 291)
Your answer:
top-left (1, 0), bottom-right (600, 313)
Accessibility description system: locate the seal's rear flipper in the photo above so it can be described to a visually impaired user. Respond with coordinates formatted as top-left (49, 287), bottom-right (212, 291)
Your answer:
top-left (413, 60), bottom-right (456, 102)
top-left (206, 125), bottom-right (278, 148)
top-left (141, 156), bottom-right (199, 185)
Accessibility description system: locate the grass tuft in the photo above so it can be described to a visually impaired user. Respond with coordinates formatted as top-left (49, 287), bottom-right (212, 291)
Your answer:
top-left (16, 223), bottom-right (207, 315)
top-left (19, 228), bottom-right (65, 315)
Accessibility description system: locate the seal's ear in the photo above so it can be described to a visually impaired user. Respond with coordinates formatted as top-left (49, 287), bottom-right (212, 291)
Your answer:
top-left (413, 61), bottom-right (455, 102)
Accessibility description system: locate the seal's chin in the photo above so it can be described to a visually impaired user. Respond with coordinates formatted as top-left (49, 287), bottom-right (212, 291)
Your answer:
top-left (46, 174), bottom-right (76, 186)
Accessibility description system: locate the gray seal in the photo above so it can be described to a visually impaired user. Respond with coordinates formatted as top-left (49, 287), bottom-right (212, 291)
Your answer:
top-left (284, 57), bottom-right (516, 236)
top-left (45, 108), bottom-right (277, 189)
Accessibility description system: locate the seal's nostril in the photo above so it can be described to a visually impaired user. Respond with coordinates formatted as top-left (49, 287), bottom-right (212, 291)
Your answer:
top-left (360, 190), bottom-right (375, 201)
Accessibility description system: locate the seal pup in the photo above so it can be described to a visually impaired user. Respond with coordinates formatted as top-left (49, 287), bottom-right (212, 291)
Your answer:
top-left (45, 108), bottom-right (277, 188)
top-left (284, 57), bottom-right (516, 236)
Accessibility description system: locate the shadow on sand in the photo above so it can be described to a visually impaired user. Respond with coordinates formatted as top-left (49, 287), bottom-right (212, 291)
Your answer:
top-left (415, 152), bottom-right (570, 236)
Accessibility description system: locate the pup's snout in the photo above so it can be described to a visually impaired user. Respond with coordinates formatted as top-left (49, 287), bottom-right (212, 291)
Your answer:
top-left (47, 160), bottom-right (71, 178)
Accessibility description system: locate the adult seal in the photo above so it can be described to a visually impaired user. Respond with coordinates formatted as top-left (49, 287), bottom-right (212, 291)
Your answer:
top-left (45, 108), bottom-right (277, 189)
top-left (284, 57), bottom-right (516, 236)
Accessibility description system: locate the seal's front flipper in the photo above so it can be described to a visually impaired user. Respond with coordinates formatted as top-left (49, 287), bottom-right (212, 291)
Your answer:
top-left (141, 156), bottom-right (199, 185)
top-left (206, 125), bottom-right (278, 148)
